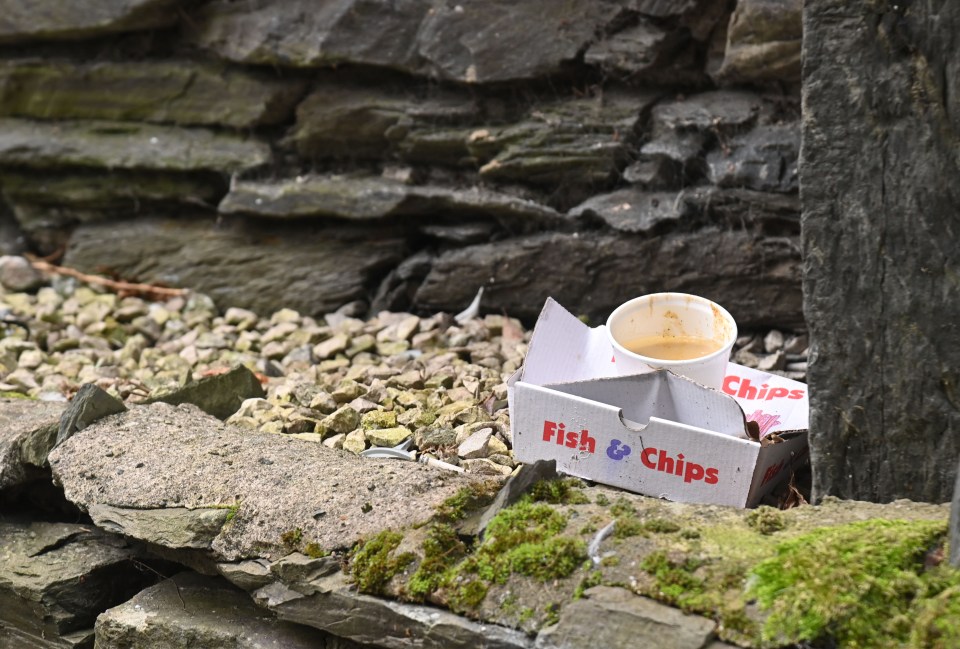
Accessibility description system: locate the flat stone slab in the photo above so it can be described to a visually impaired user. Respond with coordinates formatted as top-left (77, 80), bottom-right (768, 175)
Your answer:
top-left (48, 402), bottom-right (485, 560)
top-left (219, 175), bottom-right (563, 225)
top-left (0, 0), bottom-right (180, 44)
top-left (0, 397), bottom-right (64, 490)
top-left (0, 59), bottom-right (305, 128)
top-left (0, 118), bottom-right (271, 173)
top-left (0, 519), bottom-right (155, 644)
top-left (95, 572), bottom-right (344, 649)
top-left (62, 216), bottom-right (406, 318)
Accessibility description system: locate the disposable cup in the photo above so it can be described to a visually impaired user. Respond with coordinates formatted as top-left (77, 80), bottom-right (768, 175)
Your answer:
top-left (605, 292), bottom-right (737, 389)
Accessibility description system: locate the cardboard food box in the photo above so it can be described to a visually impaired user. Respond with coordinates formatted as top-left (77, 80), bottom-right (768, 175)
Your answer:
top-left (508, 298), bottom-right (809, 508)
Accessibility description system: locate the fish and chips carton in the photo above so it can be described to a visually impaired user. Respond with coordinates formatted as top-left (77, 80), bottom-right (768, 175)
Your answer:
top-left (508, 298), bottom-right (809, 508)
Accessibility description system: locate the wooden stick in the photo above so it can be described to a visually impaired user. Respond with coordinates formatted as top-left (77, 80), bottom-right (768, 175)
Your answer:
top-left (25, 255), bottom-right (187, 300)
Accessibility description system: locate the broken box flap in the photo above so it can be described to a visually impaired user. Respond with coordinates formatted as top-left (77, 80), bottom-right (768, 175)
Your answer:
top-left (520, 297), bottom-right (809, 437)
top-left (544, 370), bottom-right (748, 438)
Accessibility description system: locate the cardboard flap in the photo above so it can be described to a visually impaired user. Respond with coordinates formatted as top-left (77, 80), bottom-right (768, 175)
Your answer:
top-left (544, 370), bottom-right (748, 438)
top-left (521, 298), bottom-right (631, 386)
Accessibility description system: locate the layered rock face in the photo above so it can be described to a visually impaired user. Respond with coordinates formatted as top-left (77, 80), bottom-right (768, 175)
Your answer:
top-left (0, 0), bottom-right (802, 328)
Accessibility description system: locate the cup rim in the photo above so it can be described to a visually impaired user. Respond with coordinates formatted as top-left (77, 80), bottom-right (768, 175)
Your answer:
top-left (605, 292), bottom-right (738, 367)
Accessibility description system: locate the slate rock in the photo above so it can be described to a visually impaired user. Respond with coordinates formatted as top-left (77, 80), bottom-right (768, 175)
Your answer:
top-left (0, 59), bottom-right (306, 128)
top-left (715, 0), bottom-right (802, 85)
top-left (535, 586), bottom-right (715, 649)
top-left (219, 175), bottom-right (562, 227)
top-left (63, 216), bottom-right (406, 319)
top-left (48, 402), bottom-right (481, 560)
top-left (707, 123), bottom-right (799, 193)
top-left (584, 19), bottom-right (677, 80)
top-left (1, 170), bottom-right (225, 234)
top-left (681, 186), bottom-right (799, 233)
top-left (648, 90), bottom-right (761, 134)
top-left (468, 92), bottom-right (657, 188)
top-left (95, 572), bottom-right (341, 649)
top-left (0, 520), bottom-right (155, 644)
top-left (56, 383), bottom-right (127, 447)
top-left (417, 0), bottom-right (620, 83)
top-left (0, 118), bottom-right (271, 174)
top-left (569, 189), bottom-right (687, 233)
top-left (287, 82), bottom-right (476, 159)
top-left (0, 0), bottom-right (180, 44)
top-left (144, 364), bottom-right (265, 420)
top-left (188, 0), bottom-right (431, 72)
top-left (250, 569), bottom-right (533, 649)
top-left (803, 0), bottom-right (960, 501)
top-left (89, 504), bottom-right (230, 550)
top-left (0, 398), bottom-right (64, 490)
top-left (414, 230), bottom-right (803, 328)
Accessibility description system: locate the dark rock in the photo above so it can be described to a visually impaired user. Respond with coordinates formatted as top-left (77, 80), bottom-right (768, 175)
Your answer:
top-left (468, 92), bottom-right (657, 188)
top-left (62, 216), bottom-right (406, 319)
top-left (0, 59), bottom-right (306, 128)
top-left (803, 0), bottom-right (960, 502)
top-left (251, 570), bottom-right (533, 649)
top-left (1, 170), bottom-right (225, 235)
top-left (0, 0), bottom-right (180, 44)
top-left (95, 572), bottom-right (341, 649)
top-left (0, 206), bottom-right (26, 255)
top-left (584, 19), bottom-right (677, 80)
top-left (48, 402), bottom-right (484, 560)
top-left (535, 586), bottom-right (715, 649)
top-left (0, 520), bottom-right (155, 645)
top-left (621, 158), bottom-right (681, 190)
top-left (417, 0), bottom-right (620, 83)
top-left (0, 398), bottom-right (64, 490)
top-left (715, 0), bottom-right (802, 85)
top-left (647, 90), bottom-right (761, 134)
top-left (188, 0), bottom-right (431, 72)
top-left (569, 189), bottom-right (687, 233)
top-left (414, 230), bottom-right (803, 328)
top-left (56, 383), bottom-right (127, 447)
top-left (683, 186), bottom-right (800, 234)
top-left (288, 82), bottom-right (476, 160)
top-left (218, 175), bottom-right (562, 227)
top-left (707, 123), bottom-right (799, 193)
top-left (0, 118), bottom-right (271, 173)
top-left (144, 364), bottom-right (265, 420)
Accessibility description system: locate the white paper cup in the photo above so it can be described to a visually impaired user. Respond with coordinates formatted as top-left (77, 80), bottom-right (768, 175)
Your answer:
top-left (605, 293), bottom-right (737, 389)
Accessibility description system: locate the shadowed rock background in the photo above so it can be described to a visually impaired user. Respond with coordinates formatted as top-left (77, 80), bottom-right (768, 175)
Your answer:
top-left (0, 0), bottom-right (803, 329)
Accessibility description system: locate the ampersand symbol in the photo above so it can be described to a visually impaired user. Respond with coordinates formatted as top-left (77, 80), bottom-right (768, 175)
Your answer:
top-left (606, 439), bottom-right (631, 461)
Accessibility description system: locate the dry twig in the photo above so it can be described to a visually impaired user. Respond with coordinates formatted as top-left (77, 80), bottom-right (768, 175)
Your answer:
top-left (25, 255), bottom-right (187, 301)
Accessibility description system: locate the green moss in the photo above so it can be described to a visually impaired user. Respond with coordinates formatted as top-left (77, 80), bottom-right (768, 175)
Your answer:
top-left (530, 478), bottom-right (589, 505)
top-left (746, 506), bottom-right (786, 535)
top-left (609, 497), bottom-right (636, 518)
top-left (644, 518), bottom-right (681, 534)
top-left (594, 493), bottom-right (610, 506)
top-left (641, 550), bottom-right (706, 606)
top-left (280, 527), bottom-right (303, 549)
top-left (224, 503), bottom-right (240, 524)
top-left (0, 391), bottom-right (33, 399)
top-left (573, 569), bottom-right (603, 599)
top-left (441, 496), bottom-right (586, 612)
top-left (434, 480), bottom-right (501, 522)
top-left (407, 523), bottom-right (467, 601)
top-left (748, 518), bottom-right (955, 647)
top-left (304, 542), bottom-right (328, 558)
top-left (350, 530), bottom-right (416, 594)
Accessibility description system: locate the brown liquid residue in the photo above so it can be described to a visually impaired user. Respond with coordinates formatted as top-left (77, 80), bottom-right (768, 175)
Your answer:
top-left (623, 335), bottom-right (723, 361)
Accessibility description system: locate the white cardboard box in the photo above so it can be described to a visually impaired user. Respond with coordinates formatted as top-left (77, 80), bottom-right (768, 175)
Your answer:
top-left (508, 298), bottom-right (809, 508)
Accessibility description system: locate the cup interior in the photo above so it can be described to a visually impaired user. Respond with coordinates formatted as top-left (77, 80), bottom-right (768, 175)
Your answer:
top-left (607, 293), bottom-right (737, 365)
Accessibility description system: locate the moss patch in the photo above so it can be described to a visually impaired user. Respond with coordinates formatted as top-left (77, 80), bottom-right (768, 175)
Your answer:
top-left (530, 477), bottom-right (590, 505)
top-left (748, 518), bottom-right (957, 647)
top-left (434, 480), bottom-right (501, 523)
top-left (350, 530), bottom-right (416, 594)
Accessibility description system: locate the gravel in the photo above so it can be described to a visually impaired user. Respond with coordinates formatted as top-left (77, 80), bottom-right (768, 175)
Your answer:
top-left (0, 257), bottom-right (807, 474)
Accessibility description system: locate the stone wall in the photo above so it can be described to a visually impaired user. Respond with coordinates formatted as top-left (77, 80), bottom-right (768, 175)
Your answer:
top-left (0, 0), bottom-right (802, 328)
